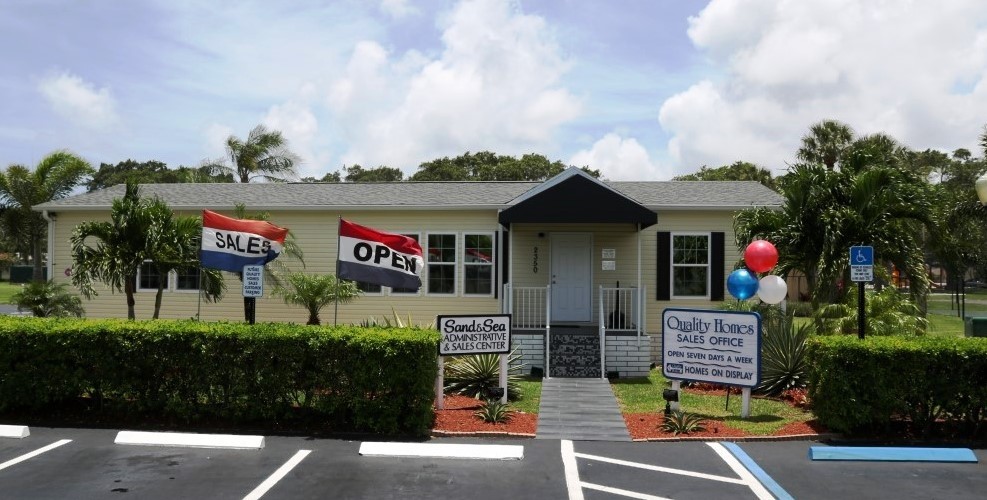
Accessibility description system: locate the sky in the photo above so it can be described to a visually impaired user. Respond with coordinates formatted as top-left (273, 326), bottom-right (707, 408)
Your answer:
top-left (2, 0), bottom-right (987, 181)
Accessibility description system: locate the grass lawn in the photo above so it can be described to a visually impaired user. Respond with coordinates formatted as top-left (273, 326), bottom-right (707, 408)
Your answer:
top-left (611, 370), bottom-right (814, 436)
top-left (0, 280), bottom-right (22, 304)
top-left (511, 376), bottom-right (542, 414)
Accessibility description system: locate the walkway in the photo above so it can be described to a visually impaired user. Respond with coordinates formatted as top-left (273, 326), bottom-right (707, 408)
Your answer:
top-left (536, 378), bottom-right (631, 441)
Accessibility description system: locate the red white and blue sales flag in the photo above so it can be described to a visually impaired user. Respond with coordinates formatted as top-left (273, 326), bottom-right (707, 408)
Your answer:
top-left (337, 219), bottom-right (423, 290)
top-left (200, 210), bottom-right (289, 273)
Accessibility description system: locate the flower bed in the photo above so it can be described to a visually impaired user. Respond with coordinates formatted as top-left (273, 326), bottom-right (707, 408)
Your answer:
top-left (432, 395), bottom-right (537, 436)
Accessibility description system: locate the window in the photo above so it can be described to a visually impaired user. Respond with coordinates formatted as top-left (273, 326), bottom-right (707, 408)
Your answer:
top-left (356, 281), bottom-right (382, 294)
top-left (427, 233), bottom-right (456, 294)
top-left (137, 261), bottom-right (164, 291)
top-left (672, 234), bottom-right (709, 297)
top-left (463, 233), bottom-right (493, 295)
top-left (175, 267), bottom-right (201, 291)
top-left (390, 233), bottom-right (421, 294)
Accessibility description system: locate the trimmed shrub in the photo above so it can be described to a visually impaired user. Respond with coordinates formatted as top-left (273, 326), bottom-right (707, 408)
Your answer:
top-left (0, 317), bottom-right (440, 436)
top-left (807, 336), bottom-right (987, 436)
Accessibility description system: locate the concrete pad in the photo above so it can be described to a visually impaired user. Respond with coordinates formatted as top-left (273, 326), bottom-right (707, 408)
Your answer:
top-left (809, 446), bottom-right (977, 463)
top-left (0, 425), bottom-right (30, 438)
top-left (359, 442), bottom-right (523, 460)
top-left (114, 431), bottom-right (264, 449)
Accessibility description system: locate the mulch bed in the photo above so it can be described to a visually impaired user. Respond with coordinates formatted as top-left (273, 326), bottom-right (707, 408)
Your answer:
top-left (433, 390), bottom-right (829, 440)
top-left (433, 395), bottom-right (537, 436)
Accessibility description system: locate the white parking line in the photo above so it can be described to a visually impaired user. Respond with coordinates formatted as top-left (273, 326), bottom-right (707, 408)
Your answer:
top-left (560, 440), bottom-right (584, 500)
top-left (242, 449), bottom-right (311, 500)
top-left (574, 451), bottom-right (746, 484)
top-left (581, 482), bottom-right (673, 500)
top-left (707, 442), bottom-right (774, 500)
top-left (0, 439), bottom-right (72, 471)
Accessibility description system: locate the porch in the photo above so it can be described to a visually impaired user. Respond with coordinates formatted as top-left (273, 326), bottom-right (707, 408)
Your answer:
top-left (503, 284), bottom-right (651, 378)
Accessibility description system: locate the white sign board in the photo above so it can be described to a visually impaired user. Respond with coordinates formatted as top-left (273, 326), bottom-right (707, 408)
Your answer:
top-left (437, 315), bottom-right (511, 355)
top-left (662, 308), bottom-right (761, 388)
top-left (242, 265), bottom-right (264, 297)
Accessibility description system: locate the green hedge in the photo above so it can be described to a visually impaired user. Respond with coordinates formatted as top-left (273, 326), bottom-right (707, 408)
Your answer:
top-left (807, 335), bottom-right (987, 436)
top-left (0, 317), bottom-right (440, 436)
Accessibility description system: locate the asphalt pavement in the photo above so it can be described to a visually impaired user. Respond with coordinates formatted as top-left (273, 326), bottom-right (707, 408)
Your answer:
top-left (2, 426), bottom-right (985, 499)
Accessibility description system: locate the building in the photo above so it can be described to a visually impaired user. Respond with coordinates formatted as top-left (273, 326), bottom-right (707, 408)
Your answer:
top-left (36, 168), bottom-right (782, 378)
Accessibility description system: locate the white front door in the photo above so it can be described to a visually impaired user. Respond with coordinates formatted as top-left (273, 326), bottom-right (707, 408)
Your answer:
top-left (550, 233), bottom-right (592, 322)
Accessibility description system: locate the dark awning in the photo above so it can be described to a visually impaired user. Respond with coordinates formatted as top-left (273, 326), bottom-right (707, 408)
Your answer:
top-left (498, 169), bottom-right (657, 228)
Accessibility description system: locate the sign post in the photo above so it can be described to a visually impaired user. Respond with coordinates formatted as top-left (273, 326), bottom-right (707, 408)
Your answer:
top-left (849, 246), bottom-right (874, 339)
top-left (662, 308), bottom-right (761, 418)
top-left (242, 265), bottom-right (264, 325)
top-left (436, 314), bottom-right (512, 408)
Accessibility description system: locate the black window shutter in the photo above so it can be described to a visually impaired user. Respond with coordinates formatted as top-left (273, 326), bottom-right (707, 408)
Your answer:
top-left (657, 232), bottom-right (670, 300)
top-left (500, 230), bottom-right (510, 292)
top-left (711, 232), bottom-right (725, 301)
top-left (494, 232), bottom-right (499, 299)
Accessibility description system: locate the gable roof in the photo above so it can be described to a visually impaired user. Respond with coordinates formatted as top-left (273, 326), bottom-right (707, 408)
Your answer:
top-left (499, 168), bottom-right (658, 227)
top-left (34, 180), bottom-right (782, 212)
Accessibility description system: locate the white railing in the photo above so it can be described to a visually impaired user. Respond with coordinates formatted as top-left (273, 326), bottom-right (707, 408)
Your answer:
top-left (598, 286), bottom-right (647, 378)
top-left (505, 284), bottom-right (550, 329)
top-left (503, 284), bottom-right (552, 377)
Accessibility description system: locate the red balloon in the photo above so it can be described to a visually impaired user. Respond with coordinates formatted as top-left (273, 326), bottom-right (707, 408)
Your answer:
top-left (744, 240), bottom-right (778, 273)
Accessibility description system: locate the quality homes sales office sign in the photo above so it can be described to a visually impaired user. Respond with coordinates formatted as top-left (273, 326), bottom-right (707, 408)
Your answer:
top-left (662, 308), bottom-right (761, 387)
top-left (438, 314), bottom-right (511, 355)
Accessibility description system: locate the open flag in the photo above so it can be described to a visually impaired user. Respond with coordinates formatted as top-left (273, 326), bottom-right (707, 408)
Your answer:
top-left (200, 210), bottom-right (289, 273)
top-left (337, 219), bottom-right (423, 290)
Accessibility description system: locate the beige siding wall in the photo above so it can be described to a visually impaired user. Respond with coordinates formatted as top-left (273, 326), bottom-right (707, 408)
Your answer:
top-left (48, 206), bottom-right (744, 339)
top-left (51, 209), bottom-right (503, 325)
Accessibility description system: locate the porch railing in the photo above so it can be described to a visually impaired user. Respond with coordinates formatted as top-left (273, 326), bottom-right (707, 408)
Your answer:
top-left (598, 286), bottom-right (646, 378)
top-left (503, 284), bottom-right (552, 376)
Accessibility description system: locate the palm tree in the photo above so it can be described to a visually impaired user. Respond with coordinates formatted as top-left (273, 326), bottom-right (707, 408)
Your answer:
top-left (273, 272), bottom-right (361, 325)
top-left (0, 150), bottom-right (93, 281)
top-left (736, 144), bottom-right (935, 306)
top-left (70, 183), bottom-right (223, 319)
top-left (796, 120), bottom-right (854, 170)
top-left (207, 125), bottom-right (300, 183)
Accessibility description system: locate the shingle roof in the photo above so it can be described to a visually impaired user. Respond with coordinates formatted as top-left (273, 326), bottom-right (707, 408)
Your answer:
top-left (35, 180), bottom-right (782, 211)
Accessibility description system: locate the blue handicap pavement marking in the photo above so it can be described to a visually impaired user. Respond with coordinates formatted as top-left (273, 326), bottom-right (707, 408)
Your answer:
top-left (809, 446), bottom-right (978, 463)
top-left (722, 442), bottom-right (794, 500)
top-left (850, 245), bottom-right (873, 266)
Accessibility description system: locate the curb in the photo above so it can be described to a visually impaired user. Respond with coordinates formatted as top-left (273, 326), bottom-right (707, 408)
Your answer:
top-left (0, 425), bottom-right (30, 439)
top-left (633, 432), bottom-right (841, 443)
top-left (360, 441), bottom-right (524, 460)
top-left (431, 430), bottom-right (536, 438)
top-left (115, 430), bottom-right (265, 449)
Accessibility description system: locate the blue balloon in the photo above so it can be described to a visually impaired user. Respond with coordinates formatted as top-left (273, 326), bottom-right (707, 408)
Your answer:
top-left (727, 268), bottom-right (759, 300)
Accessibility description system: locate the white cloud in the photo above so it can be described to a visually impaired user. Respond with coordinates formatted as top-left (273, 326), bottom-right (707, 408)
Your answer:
top-left (37, 71), bottom-right (118, 129)
top-left (660, 0), bottom-right (987, 175)
top-left (379, 0), bottom-right (418, 19)
top-left (263, 84), bottom-right (326, 179)
top-left (203, 123), bottom-right (234, 162)
top-left (327, 0), bottom-right (582, 172)
top-left (568, 133), bottom-right (669, 181)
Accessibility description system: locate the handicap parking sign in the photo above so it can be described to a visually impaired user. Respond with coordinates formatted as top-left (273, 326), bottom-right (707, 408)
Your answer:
top-left (850, 246), bottom-right (874, 282)
top-left (850, 246), bottom-right (874, 266)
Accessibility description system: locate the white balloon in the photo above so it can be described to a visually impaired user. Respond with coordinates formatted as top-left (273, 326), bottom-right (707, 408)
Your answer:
top-left (757, 275), bottom-right (788, 304)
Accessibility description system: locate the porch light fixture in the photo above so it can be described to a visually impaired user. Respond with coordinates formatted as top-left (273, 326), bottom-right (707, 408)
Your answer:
top-left (662, 388), bottom-right (679, 416)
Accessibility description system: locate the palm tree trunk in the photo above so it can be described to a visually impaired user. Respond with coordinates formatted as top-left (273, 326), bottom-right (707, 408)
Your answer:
top-left (153, 282), bottom-right (165, 319)
top-left (125, 277), bottom-right (137, 320)
top-left (31, 236), bottom-right (44, 282)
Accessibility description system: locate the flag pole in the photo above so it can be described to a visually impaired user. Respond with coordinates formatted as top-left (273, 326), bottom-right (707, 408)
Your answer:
top-left (335, 216), bottom-right (342, 326)
top-left (197, 213), bottom-right (204, 321)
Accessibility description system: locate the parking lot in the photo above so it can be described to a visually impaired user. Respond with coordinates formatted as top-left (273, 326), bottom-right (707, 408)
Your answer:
top-left (2, 427), bottom-right (985, 499)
